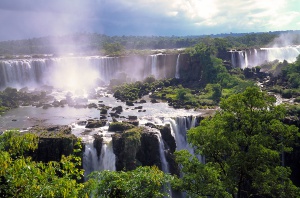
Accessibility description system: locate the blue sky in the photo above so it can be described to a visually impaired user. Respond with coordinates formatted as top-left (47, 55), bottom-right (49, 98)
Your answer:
top-left (0, 0), bottom-right (299, 41)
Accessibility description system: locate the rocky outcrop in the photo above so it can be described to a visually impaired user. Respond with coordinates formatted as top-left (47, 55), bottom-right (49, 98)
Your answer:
top-left (111, 125), bottom-right (179, 175)
top-left (29, 125), bottom-right (79, 162)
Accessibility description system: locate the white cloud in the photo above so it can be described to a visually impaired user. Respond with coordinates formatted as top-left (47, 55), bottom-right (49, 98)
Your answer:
top-left (0, 0), bottom-right (299, 40)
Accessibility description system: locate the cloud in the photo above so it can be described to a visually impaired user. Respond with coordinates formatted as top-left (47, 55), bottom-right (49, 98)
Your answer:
top-left (0, 0), bottom-right (299, 40)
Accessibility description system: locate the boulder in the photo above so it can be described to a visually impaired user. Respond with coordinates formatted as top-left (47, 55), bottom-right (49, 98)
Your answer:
top-left (86, 120), bottom-right (106, 128)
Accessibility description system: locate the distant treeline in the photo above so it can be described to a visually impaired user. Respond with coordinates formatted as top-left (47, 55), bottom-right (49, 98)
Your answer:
top-left (0, 30), bottom-right (300, 55)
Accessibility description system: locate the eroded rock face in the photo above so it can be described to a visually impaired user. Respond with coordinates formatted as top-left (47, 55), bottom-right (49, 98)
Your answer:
top-left (136, 130), bottom-right (161, 168)
top-left (85, 119), bottom-right (106, 128)
top-left (111, 126), bottom-right (179, 175)
top-left (28, 125), bottom-right (81, 163)
top-left (93, 134), bottom-right (103, 159)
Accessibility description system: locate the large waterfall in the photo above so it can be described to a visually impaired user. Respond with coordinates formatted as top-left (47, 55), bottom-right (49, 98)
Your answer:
top-left (230, 46), bottom-right (300, 68)
top-left (0, 54), bottom-right (182, 89)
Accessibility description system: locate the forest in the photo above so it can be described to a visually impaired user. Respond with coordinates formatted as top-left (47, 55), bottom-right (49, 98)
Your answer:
top-left (1, 31), bottom-right (300, 197)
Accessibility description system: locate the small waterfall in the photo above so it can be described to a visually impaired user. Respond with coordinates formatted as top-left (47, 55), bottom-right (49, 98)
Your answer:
top-left (151, 55), bottom-right (158, 78)
top-left (175, 54), bottom-right (180, 79)
top-left (99, 138), bottom-right (116, 171)
top-left (164, 117), bottom-right (194, 155)
top-left (244, 51), bottom-right (249, 68)
top-left (238, 51), bottom-right (245, 68)
top-left (83, 137), bottom-right (116, 179)
top-left (155, 133), bottom-right (169, 173)
top-left (83, 142), bottom-right (101, 178)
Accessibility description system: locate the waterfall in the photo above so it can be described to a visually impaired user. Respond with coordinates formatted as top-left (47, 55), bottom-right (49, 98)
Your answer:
top-left (83, 142), bottom-right (101, 178)
top-left (230, 46), bottom-right (300, 68)
top-left (238, 51), bottom-right (245, 68)
top-left (262, 46), bottom-right (300, 63)
top-left (0, 59), bottom-right (48, 87)
top-left (244, 51), bottom-right (249, 68)
top-left (99, 138), bottom-right (116, 171)
top-left (175, 54), bottom-right (180, 79)
top-left (155, 133), bottom-right (169, 173)
top-left (231, 51), bottom-right (236, 67)
top-left (0, 56), bottom-right (121, 89)
top-left (151, 55), bottom-right (158, 78)
top-left (164, 117), bottom-right (194, 154)
top-left (83, 137), bottom-right (116, 179)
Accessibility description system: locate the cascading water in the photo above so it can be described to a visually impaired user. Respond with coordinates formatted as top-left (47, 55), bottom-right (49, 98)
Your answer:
top-left (175, 54), bottom-right (180, 79)
top-left (151, 55), bottom-right (158, 78)
top-left (99, 138), bottom-right (116, 171)
top-left (238, 51), bottom-right (246, 68)
top-left (83, 137), bottom-right (116, 179)
top-left (0, 59), bottom-right (48, 87)
top-left (244, 51), bottom-right (249, 68)
top-left (231, 51), bottom-right (237, 68)
top-left (262, 46), bottom-right (300, 63)
top-left (230, 46), bottom-right (300, 68)
top-left (83, 142), bottom-right (101, 178)
top-left (155, 132), bottom-right (169, 173)
top-left (164, 117), bottom-right (195, 155)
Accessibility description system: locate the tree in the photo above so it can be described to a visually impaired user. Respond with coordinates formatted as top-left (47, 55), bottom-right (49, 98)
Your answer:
top-left (0, 130), bottom-right (85, 198)
top-left (175, 87), bottom-right (300, 197)
top-left (84, 166), bottom-right (174, 198)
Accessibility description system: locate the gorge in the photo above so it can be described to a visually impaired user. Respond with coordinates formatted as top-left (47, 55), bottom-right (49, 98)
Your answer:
top-left (1, 44), bottom-right (300, 197)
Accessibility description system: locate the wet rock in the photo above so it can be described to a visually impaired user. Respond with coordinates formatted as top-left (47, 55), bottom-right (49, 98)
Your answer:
top-left (109, 112), bottom-right (120, 118)
top-left (77, 121), bottom-right (87, 126)
top-left (93, 134), bottom-right (103, 158)
top-left (52, 100), bottom-right (60, 107)
top-left (108, 122), bottom-right (135, 132)
top-left (100, 108), bottom-right (108, 114)
top-left (88, 103), bottom-right (98, 108)
top-left (134, 106), bottom-right (143, 110)
top-left (123, 120), bottom-right (139, 126)
top-left (112, 106), bottom-right (123, 114)
top-left (100, 115), bottom-right (107, 119)
top-left (128, 115), bottom-right (138, 120)
top-left (139, 99), bottom-right (146, 103)
top-left (150, 99), bottom-right (159, 103)
top-left (126, 101), bottom-right (134, 106)
top-left (86, 120), bottom-right (106, 128)
top-left (42, 104), bottom-right (52, 109)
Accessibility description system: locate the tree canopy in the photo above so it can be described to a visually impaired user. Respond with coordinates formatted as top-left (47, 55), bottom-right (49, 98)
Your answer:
top-left (175, 87), bottom-right (300, 197)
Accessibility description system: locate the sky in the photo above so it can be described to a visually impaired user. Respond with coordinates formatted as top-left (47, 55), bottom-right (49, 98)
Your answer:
top-left (0, 0), bottom-right (300, 41)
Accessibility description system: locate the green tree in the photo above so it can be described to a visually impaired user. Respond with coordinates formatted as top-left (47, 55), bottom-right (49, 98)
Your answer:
top-left (85, 166), bottom-right (174, 198)
top-left (0, 130), bottom-right (85, 198)
top-left (175, 87), bottom-right (300, 197)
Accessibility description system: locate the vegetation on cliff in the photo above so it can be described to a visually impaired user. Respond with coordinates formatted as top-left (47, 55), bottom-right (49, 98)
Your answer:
top-left (111, 43), bottom-right (255, 109)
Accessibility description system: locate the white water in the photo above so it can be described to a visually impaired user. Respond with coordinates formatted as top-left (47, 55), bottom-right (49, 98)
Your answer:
top-left (164, 117), bottom-right (194, 154)
top-left (155, 132), bottom-right (169, 173)
top-left (231, 46), bottom-right (300, 68)
top-left (83, 142), bottom-right (101, 178)
top-left (151, 55), bottom-right (158, 78)
top-left (175, 54), bottom-right (180, 79)
top-left (83, 137), bottom-right (116, 179)
top-left (99, 138), bottom-right (116, 171)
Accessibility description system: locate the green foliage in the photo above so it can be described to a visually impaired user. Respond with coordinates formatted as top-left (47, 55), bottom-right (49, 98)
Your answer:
top-left (103, 42), bottom-right (125, 56)
top-left (281, 55), bottom-right (300, 88)
top-left (174, 150), bottom-right (230, 198)
top-left (108, 122), bottom-right (135, 132)
top-left (0, 130), bottom-right (38, 158)
top-left (85, 166), bottom-right (173, 198)
top-left (176, 87), bottom-right (300, 197)
top-left (0, 130), bottom-right (85, 197)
